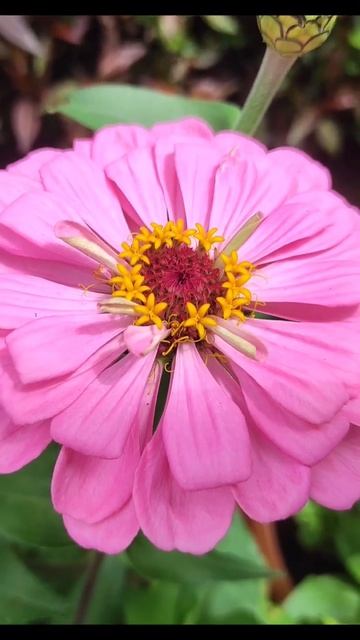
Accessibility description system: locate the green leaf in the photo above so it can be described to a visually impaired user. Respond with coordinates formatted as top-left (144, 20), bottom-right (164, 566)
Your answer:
top-left (0, 544), bottom-right (69, 624)
top-left (283, 575), bottom-right (360, 624)
top-left (335, 509), bottom-right (360, 583)
top-left (123, 581), bottom-right (181, 625)
top-left (52, 83), bottom-right (242, 131)
top-left (191, 513), bottom-right (269, 624)
top-left (127, 521), bottom-right (273, 584)
top-left (0, 445), bottom-right (71, 548)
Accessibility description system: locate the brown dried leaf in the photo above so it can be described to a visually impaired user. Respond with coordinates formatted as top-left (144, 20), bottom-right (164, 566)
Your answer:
top-left (11, 98), bottom-right (41, 154)
top-left (0, 16), bottom-right (44, 56)
top-left (52, 16), bottom-right (90, 45)
top-left (189, 77), bottom-right (238, 101)
top-left (98, 42), bottom-right (146, 79)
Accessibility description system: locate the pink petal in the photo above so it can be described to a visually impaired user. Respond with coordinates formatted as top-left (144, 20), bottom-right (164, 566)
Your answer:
top-left (51, 350), bottom-right (157, 458)
top-left (0, 171), bottom-right (40, 212)
top-left (242, 191), bottom-right (356, 266)
top-left (233, 426), bottom-right (311, 522)
top-left (345, 397), bottom-right (360, 424)
top-left (208, 352), bottom-right (349, 467)
top-left (214, 320), bottom-right (349, 426)
top-left (0, 250), bottom-right (98, 290)
top-left (0, 273), bottom-right (103, 329)
top-left (91, 124), bottom-right (150, 168)
top-left (151, 117), bottom-right (214, 141)
top-left (310, 426), bottom-right (360, 509)
top-left (7, 147), bottom-right (61, 180)
top-left (123, 323), bottom-right (169, 356)
top-left (0, 408), bottom-right (51, 473)
top-left (267, 147), bottom-right (331, 191)
top-left (0, 336), bottom-right (123, 425)
top-left (52, 429), bottom-right (139, 524)
top-left (153, 139), bottom-right (187, 222)
top-left (162, 342), bottom-right (251, 490)
top-left (215, 131), bottom-right (266, 159)
top-left (251, 258), bottom-right (360, 308)
top-left (247, 318), bottom-right (360, 393)
top-left (0, 191), bottom-right (93, 267)
top-left (208, 156), bottom-right (295, 239)
top-left (40, 151), bottom-right (129, 246)
top-left (173, 142), bottom-right (222, 229)
top-left (63, 498), bottom-right (139, 554)
top-left (106, 146), bottom-right (167, 227)
top-left (52, 364), bottom-right (161, 523)
top-left (7, 313), bottom-right (128, 384)
top-left (73, 139), bottom-right (92, 158)
top-left (133, 430), bottom-right (234, 554)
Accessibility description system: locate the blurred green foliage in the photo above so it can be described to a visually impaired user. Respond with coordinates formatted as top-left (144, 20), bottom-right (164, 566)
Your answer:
top-left (0, 445), bottom-right (359, 624)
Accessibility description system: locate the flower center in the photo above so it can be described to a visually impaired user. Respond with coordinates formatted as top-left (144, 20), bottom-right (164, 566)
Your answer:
top-left (103, 220), bottom-right (255, 351)
top-left (141, 243), bottom-right (223, 323)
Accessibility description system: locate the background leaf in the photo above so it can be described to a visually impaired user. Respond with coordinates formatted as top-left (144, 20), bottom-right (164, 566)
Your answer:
top-left (0, 544), bottom-right (69, 624)
top-left (283, 575), bottom-right (360, 624)
top-left (127, 513), bottom-right (273, 584)
top-left (0, 445), bottom-right (71, 548)
top-left (53, 83), bottom-right (242, 131)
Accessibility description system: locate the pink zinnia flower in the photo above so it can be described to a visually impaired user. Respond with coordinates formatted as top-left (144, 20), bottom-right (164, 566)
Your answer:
top-left (0, 117), bottom-right (359, 554)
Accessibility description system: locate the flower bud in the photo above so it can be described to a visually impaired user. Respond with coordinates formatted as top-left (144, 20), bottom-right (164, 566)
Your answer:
top-left (257, 15), bottom-right (337, 56)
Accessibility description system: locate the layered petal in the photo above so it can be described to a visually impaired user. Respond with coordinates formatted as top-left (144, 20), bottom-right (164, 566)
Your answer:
top-left (214, 319), bottom-right (349, 427)
top-left (0, 171), bottom-right (40, 212)
top-left (106, 146), bottom-right (167, 227)
top-left (233, 426), bottom-right (311, 522)
top-left (7, 147), bottom-right (60, 180)
top-left (40, 151), bottom-right (129, 245)
top-left (208, 155), bottom-right (295, 240)
top-left (133, 430), bottom-right (234, 554)
top-left (91, 124), bottom-right (150, 168)
top-left (0, 336), bottom-right (123, 425)
top-left (0, 273), bottom-right (103, 329)
top-left (267, 147), bottom-right (331, 191)
top-left (251, 258), bottom-right (360, 309)
top-left (310, 426), bottom-right (360, 509)
top-left (52, 430), bottom-right (139, 524)
top-left (162, 342), bottom-right (251, 490)
top-left (7, 313), bottom-right (129, 384)
top-left (63, 499), bottom-right (139, 554)
top-left (0, 408), bottom-right (51, 472)
top-left (51, 350), bottom-right (157, 458)
top-left (0, 191), bottom-right (93, 267)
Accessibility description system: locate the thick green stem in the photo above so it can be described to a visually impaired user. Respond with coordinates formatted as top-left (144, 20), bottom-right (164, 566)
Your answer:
top-left (237, 47), bottom-right (298, 136)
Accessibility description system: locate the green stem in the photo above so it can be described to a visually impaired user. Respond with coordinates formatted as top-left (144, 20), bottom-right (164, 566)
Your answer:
top-left (237, 46), bottom-right (298, 136)
top-left (74, 551), bottom-right (104, 624)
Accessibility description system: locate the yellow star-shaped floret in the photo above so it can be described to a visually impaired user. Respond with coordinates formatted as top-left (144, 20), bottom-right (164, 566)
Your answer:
top-left (169, 219), bottom-right (195, 245)
top-left (222, 272), bottom-right (252, 301)
top-left (216, 289), bottom-right (250, 321)
top-left (183, 302), bottom-right (217, 340)
top-left (134, 293), bottom-right (168, 330)
top-left (193, 223), bottom-right (224, 252)
top-left (120, 238), bottom-right (151, 266)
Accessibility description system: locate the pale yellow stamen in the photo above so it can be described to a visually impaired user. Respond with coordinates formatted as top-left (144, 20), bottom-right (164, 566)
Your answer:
top-left (183, 302), bottom-right (217, 340)
top-left (215, 212), bottom-right (263, 267)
